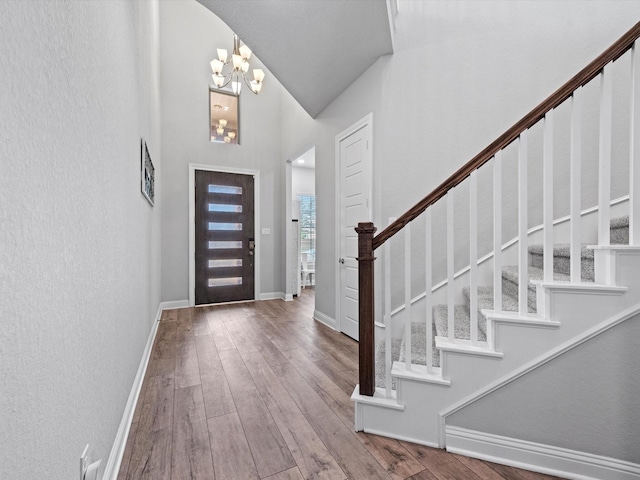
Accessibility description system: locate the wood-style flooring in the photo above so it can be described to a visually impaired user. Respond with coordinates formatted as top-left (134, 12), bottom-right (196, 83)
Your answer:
top-left (117, 289), bottom-right (562, 480)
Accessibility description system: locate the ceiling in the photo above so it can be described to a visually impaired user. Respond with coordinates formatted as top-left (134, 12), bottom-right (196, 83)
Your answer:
top-left (196, 0), bottom-right (395, 118)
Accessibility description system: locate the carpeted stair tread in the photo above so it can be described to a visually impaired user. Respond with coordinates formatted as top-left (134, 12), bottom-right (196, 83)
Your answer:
top-left (433, 304), bottom-right (487, 341)
top-left (462, 285), bottom-right (520, 314)
top-left (398, 322), bottom-right (441, 367)
top-left (502, 264), bottom-right (571, 284)
top-left (528, 243), bottom-right (594, 259)
top-left (375, 338), bottom-right (402, 388)
top-left (528, 244), bottom-right (594, 280)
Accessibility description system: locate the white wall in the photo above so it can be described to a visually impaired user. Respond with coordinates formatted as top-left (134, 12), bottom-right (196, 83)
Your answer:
top-left (0, 1), bottom-right (162, 478)
top-left (282, 0), bottom-right (640, 321)
top-left (447, 315), bottom-right (640, 464)
top-left (292, 165), bottom-right (315, 218)
top-left (159, 0), bottom-right (303, 301)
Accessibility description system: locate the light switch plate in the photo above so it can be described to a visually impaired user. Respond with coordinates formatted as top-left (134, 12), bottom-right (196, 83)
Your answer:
top-left (262, 228), bottom-right (271, 235)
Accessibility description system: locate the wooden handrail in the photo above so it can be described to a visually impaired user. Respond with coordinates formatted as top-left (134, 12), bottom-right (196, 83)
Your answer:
top-left (372, 21), bottom-right (640, 251)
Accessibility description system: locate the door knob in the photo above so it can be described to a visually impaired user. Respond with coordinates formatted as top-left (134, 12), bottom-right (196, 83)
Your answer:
top-left (339, 258), bottom-right (345, 264)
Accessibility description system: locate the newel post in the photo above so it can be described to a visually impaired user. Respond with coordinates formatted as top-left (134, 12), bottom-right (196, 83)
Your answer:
top-left (356, 221), bottom-right (377, 396)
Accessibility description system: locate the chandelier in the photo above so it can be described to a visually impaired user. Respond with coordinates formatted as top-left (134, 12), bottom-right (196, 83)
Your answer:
top-left (210, 34), bottom-right (265, 96)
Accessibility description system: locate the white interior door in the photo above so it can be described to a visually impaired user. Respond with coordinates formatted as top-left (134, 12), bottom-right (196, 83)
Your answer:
top-left (337, 117), bottom-right (371, 340)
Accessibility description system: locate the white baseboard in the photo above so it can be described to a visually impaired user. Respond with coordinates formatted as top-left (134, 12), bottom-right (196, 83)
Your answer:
top-left (259, 291), bottom-right (286, 301)
top-left (159, 299), bottom-right (189, 310)
top-left (313, 310), bottom-right (336, 330)
top-left (284, 293), bottom-right (294, 301)
top-left (102, 304), bottom-right (163, 480)
top-left (446, 426), bottom-right (640, 480)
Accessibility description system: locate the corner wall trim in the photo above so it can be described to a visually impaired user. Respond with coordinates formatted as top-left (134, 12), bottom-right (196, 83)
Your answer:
top-left (259, 292), bottom-right (286, 301)
top-left (159, 299), bottom-right (189, 310)
top-left (102, 304), bottom-right (163, 480)
top-left (445, 426), bottom-right (640, 480)
top-left (313, 310), bottom-right (337, 330)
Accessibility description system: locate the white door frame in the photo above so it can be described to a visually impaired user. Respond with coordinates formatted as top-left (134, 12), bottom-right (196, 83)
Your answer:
top-left (334, 113), bottom-right (373, 335)
top-left (188, 163), bottom-right (261, 307)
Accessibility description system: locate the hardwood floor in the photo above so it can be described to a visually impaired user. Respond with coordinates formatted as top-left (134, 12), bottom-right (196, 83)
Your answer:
top-left (118, 289), bottom-right (562, 480)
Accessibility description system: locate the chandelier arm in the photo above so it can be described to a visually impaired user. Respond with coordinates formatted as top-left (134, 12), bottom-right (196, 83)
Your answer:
top-left (212, 71), bottom-right (236, 91)
top-left (242, 73), bottom-right (260, 95)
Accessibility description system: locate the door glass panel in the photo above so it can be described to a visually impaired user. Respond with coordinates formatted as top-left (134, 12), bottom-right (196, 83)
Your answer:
top-left (209, 259), bottom-right (242, 268)
top-left (208, 203), bottom-right (242, 212)
top-left (208, 222), bottom-right (242, 231)
top-left (208, 184), bottom-right (242, 195)
top-left (208, 241), bottom-right (242, 249)
top-left (208, 277), bottom-right (243, 287)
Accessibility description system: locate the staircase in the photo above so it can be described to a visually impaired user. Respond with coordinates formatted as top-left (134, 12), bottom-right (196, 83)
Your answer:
top-left (376, 216), bottom-right (629, 379)
top-left (352, 22), bottom-right (640, 480)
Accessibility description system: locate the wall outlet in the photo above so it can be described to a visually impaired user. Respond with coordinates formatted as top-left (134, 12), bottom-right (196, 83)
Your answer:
top-left (80, 444), bottom-right (90, 480)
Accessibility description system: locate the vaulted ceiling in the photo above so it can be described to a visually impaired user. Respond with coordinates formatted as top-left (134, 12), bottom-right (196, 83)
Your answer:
top-left (196, 0), bottom-right (395, 118)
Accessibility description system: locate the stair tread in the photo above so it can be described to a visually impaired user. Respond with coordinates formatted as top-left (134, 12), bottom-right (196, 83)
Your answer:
top-left (528, 243), bottom-right (594, 259)
top-left (399, 322), bottom-right (441, 367)
top-left (502, 264), bottom-right (571, 286)
top-left (432, 304), bottom-right (487, 341)
top-left (463, 285), bottom-right (520, 313)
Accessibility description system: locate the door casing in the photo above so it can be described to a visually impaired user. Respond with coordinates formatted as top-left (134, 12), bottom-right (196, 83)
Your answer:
top-left (189, 163), bottom-right (261, 306)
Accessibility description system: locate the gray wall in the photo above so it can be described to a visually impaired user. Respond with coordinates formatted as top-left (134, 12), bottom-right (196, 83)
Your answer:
top-left (159, 0), bottom-right (303, 301)
top-left (281, 0), bottom-right (640, 320)
top-left (448, 314), bottom-right (640, 464)
top-left (0, 1), bottom-right (162, 478)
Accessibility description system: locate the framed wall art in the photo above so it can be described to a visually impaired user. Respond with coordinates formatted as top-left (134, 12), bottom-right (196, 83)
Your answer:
top-left (141, 138), bottom-right (155, 206)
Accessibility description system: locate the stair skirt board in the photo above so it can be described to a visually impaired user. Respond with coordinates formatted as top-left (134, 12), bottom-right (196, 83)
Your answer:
top-left (445, 426), bottom-right (640, 480)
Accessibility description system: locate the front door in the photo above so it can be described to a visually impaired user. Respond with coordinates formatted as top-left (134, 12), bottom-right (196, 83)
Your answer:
top-left (338, 118), bottom-right (371, 340)
top-left (194, 170), bottom-right (255, 305)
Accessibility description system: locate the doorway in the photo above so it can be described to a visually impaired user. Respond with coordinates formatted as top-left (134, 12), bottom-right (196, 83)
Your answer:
top-left (285, 147), bottom-right (316, 303)
top-left (189, 165), bottom-right (260, 306)
top-left (335, 114), bottom-right (372, 340)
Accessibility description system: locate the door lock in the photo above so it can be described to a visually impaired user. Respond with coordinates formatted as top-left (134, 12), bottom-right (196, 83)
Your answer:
top-left (248, 238), bottom-right (255, 256)
top-left (339, 257), bottom-right (345, 264)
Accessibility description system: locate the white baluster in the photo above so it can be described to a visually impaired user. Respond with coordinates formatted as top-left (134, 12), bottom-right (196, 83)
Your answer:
top-left (518, 131), bottom-right (529, 316)
top-left (599, 63), bottom-right (613, 247)
top-left (404, 222), bottom-right (412, 371)
top-left (543, 111), bottom-right (554, 283)
top-left (384, 218), bottom-right (394, 397)
top-left (493, 152), bottom-right (503, 312)
top-left (447, 190), bottom-right (455, 341)
top-left (631, 41), bottom-right (640, 245)
top-left (425, 209), bottom-right (433, 373)
top-left (469, 170), bottom-right (478, 345)
top-left (570, 89), bottom-right (583, 282)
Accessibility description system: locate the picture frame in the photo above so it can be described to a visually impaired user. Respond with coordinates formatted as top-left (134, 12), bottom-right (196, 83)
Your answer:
top-left (141, 138), bottom-right (155, 206)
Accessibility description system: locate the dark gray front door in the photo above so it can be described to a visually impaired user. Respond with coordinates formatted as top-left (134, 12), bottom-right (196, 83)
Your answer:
top-left (195, 170), bottom-right (255, 304)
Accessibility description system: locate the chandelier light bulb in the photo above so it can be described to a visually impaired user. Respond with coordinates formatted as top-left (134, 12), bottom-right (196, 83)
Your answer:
top-left (253, 69), bottom-right (265, 83)
top-left (224, 136), bottom-right (231, 143)
top-left (238, 44), bottom-right (252, 61)
top-left (210, 59), bottom-right (223, 75)
top-left (232, 54), bottom-right (243, 71)
top-left (217, 48), bottom-right (228, 63)
top-left (228, 131), bottom-right (236, 140)
top-left (212, 74), bottom-right (224, 87)
top-left (219, 119), bottom-right (227, 128)
top-left (216, 126), bottom-right (224, 136)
